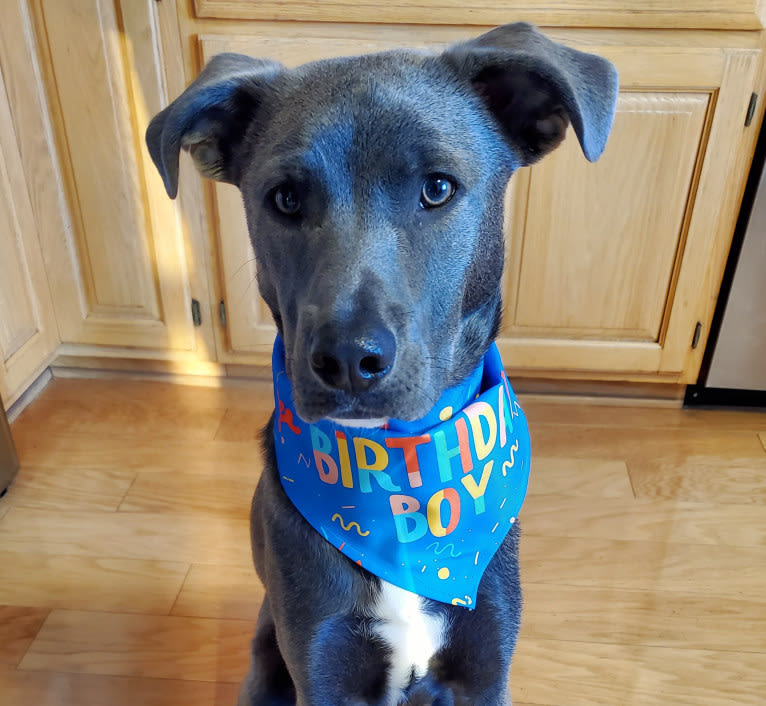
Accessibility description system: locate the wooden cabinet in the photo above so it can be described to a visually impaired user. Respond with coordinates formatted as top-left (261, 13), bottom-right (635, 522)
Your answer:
top-left (2, 0), bottom-right (765, 399)
top-left (498, 32), bottom-right (761, 382)
top-left (189, 22), bottom-right (763, 385)
top-left (26, 0), bottom-right (198, 352)
top-left (0, 66), bottom-right (58, 406)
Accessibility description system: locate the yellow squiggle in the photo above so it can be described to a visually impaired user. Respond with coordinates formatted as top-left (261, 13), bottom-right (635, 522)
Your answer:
top-left (451, 595), bottom-right (473, 607)
top-left (426, 541), bottom-right (462, 558)
top-left (506, 441), bottom-right (519, 474)
top-left (331, 513), bottom-right (370, 537)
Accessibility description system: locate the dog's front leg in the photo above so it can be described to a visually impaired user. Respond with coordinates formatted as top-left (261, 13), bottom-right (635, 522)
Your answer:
top-left (238, 595), bottom-right (296, 706)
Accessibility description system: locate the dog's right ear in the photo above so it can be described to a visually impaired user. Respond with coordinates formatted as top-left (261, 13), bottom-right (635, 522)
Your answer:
top-left (146, 53), bottom-right (283, 198)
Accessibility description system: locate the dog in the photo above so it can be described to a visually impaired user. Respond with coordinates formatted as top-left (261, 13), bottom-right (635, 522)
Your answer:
top-left (146, 23), bottom-right (618, 705)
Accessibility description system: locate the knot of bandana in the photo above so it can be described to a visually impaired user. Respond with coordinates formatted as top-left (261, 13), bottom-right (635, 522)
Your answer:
top-left (272, 336), bottom-right (530, 609)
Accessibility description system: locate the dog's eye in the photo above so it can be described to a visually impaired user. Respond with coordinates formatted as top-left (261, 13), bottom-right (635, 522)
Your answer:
top-left (420, 174), bottom-right (457, 209)
top-left (272, 184), bottom-right (301, 216)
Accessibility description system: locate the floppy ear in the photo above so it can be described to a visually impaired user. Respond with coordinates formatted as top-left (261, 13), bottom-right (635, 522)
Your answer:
top-left (443, 22), bottom-right (619, 166)
top-left (145, 53), bottom-right (283, 198)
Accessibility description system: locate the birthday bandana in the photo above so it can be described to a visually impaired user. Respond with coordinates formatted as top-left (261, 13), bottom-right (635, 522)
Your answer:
top-left (272, 336), bottom-right (530, 609)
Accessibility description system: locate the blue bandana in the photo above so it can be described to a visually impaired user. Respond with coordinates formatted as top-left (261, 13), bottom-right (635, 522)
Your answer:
top-left (272, 336), bottom-right (530, 609)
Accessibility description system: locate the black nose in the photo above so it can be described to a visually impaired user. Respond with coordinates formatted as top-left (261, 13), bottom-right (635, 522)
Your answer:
top-left (310, 325), bottom-right (396, 393)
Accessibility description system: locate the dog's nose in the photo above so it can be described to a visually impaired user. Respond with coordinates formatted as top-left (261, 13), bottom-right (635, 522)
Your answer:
top-left (310, 325), bottom-right (396, 393)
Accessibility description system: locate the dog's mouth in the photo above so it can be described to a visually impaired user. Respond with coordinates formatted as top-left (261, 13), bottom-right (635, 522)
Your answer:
top-left (290, 387), bottom-right (405, 426)
top-left (326, 415), bottom-right (389, 429)
top-left (286, 361), bottom-right (440, 427)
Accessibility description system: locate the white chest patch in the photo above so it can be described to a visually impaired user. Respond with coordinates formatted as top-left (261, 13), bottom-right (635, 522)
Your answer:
top-left (370, 581), bottom-right (448, 704)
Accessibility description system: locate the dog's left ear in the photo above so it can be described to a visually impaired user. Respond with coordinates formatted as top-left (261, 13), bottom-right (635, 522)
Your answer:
top-left (443, 23), bottom-right (619, 166)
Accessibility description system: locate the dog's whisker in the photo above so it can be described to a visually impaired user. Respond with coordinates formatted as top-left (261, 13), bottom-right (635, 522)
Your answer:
top-left (235, 275), bottom-right (260, 306)
top-left (228, 256), bottom-right (258, 280)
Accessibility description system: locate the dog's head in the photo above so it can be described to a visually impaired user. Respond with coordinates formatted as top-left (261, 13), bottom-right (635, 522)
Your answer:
top-left (147, 23), bottom-right (617, 423)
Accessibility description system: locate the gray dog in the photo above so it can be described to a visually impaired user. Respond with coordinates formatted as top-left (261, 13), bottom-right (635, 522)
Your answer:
top-left (147, 23), bottom-right (617, 706)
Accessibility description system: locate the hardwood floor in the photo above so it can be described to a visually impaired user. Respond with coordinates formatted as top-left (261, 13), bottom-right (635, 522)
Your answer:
top-left (1, 377), bottom-right (765, 705)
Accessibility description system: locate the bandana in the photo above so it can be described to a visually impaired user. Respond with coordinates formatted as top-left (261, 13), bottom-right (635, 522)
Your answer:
top-left (272, 336), bottom-right (530, 609)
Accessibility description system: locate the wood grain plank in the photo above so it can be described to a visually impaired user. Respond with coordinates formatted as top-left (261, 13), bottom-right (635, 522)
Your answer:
top-left (527, 457), bottom-right (633, 498)
top-left (521, 493), bottom-right (766, 546)
top-left (13, 435), bottom-right (263, 477)
top-left (119, 471), bottom-right (257, 518)
top-left (0, 509), bottom-right (252, 566)
top-left (521, 398), bottom-right (766, 432)
top-left (0, 668), bottom-right (239, 705)
top-left (213, 407), bottom-right (271, 442)
top-left (520, 535), bottom-right (766, 599)
top-left (758, 431), bottom-right (765, 452)
top-left (3, 464), bottom-right (134, 512)
top-left (521, 583), bottom-right (766, 652)
top-left (20, 610), bottom-right (253, 683)
top-left (628, 455), bottom-right (766, 504)
top-left (10, 393), bottom-right (226, 443)
top-left (0, 551), bottom-right (188, 614)
top-left (511, 638), bottom-right (766, 706)
top-left (530, 423), bottom-right (766, 460)
top-left (9, 378), bottom-right (272, 448)
top-left (14, 377), bottom-right (268, 409)
top-left (171, 564), bottom-right (263, 621)
top-left (0, 606), bottom-right (49, 666)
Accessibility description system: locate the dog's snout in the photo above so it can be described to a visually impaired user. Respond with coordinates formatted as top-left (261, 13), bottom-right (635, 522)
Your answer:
top-left (310, 325), bottom-right (396, 393)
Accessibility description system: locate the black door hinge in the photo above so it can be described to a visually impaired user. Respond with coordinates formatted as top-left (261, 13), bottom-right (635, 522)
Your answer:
top-left (219, 300), bottom-right (227, 329)
top-left (745, 93), bottom-right (758, 127)
top-left (691, 321), bottom-right (702, 349)
top-left (191, 298), bottom-right (202, 327)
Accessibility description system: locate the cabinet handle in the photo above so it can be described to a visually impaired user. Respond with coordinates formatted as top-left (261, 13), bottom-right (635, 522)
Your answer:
top-left (191, 299), bottom-right (202, 327)
top-left (691, 321), bottom-right (702, 349)
top-left (745, 93), bottom-right (758, 127)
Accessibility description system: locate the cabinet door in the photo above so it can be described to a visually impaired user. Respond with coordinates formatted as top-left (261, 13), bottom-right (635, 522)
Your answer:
top-left (29, 0), bottom-right (195, 351)
top-left (498, 36), bottom-right (760, 381)
top-left (0, 70), bottom-right (58, 407)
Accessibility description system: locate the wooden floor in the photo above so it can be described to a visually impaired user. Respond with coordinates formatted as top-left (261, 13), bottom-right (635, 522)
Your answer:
top-left (1, 377), bottom-right (766, 705)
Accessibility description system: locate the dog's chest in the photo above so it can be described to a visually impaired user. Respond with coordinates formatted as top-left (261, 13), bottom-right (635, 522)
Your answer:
top-left (370, 581), bottom-right (448, 703)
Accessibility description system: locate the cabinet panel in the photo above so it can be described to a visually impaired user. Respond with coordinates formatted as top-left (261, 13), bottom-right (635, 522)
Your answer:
top-left (41, 0), bottom-right (158, 316)
top-left (0, 69), bottom-right (58, 406)
top-left (507, 92), bottom-right (709, 341)
top-left (32, 0), bottom-right (194, 350)
top-left (0, 198), bottom-right (38, 362)
top-left (498, 42), bottom-right (759, 380)
top-left (0, 177), bottom-right (39, 365)
top-left (211, 182), bottom-right (275, 354)
top-left (193, 0), bottom-right (763, 31)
